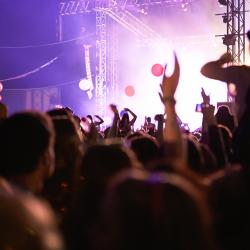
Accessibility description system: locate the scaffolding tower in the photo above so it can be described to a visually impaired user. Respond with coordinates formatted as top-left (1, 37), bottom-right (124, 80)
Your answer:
top-left (106, 17), bottom-right (119, 104)
top-left (95, 2), bottom-right (107, 118)
top-left (216, 0), bottom-right (247, 104)
top-left (217, 0), bottom-right (246, 64)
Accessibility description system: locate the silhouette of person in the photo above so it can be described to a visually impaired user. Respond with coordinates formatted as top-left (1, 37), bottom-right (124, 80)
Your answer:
top-left (201, 31), bottom-right (250, 121)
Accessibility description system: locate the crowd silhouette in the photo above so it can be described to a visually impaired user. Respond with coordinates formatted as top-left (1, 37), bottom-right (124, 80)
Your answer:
top-left (1, 31), bottom-right (250, 250)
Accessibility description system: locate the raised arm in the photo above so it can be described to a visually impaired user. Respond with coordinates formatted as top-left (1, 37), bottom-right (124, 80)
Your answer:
top-left (200, 87), bottom-right (212, 135)
top-left (159, 53), bottom-right (186, 166)
top-left (201, 53), bottom-right (244, 84)
top-left (94, 115), bottom-right (104, 126)
top-left (124, 108), bottom-right (137, 126)
top-left (200, 53), bottom-right (232, 82)
top-left (154, 114), bottom-right (164, 144)
top-left (200, 88), bottom-right (228, 167)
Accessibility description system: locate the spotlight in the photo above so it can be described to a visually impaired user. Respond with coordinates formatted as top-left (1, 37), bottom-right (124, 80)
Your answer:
top-left (222, 14), bottom-right (231, 23)
top-left (222, 34), bottom-right (236, 46)
top-left (218, 0), bottom-right (228, 6)
top-left (125, 85), bottom-right (135, 97)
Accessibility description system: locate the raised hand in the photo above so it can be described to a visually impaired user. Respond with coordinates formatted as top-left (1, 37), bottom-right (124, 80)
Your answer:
top-left (109, 104), bottom-right (118, 114)
top-left (159, 53), bottom-right (180, 104)
top-left (94, 115), bottom-right (104, 125)
top-left (201, 87), bottom-right (210, 105)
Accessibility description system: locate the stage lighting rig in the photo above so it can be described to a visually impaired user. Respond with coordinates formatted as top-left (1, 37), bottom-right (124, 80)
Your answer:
top-left (59, 0), bottom-right (194, 14)
top-left (215, 0), bottom-right (246, 65)
top-left (222, 34), bottom-right (236, 46)
top-left (218, 0), bottom-right (227, 6)
top-left (222, 14), bottom-right (231, 23)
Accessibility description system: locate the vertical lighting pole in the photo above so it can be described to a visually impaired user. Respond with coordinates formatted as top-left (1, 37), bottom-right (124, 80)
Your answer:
top-left (95, 0), bottom-right (107, 119)
top-left (218, 0), bottom-right (246, 64)
top-left (106, 15), bottom-right (119, 104)
top-left (237, 0), bottom-right (246, 64)
top-left (216, 0), bottom-right (246, 102)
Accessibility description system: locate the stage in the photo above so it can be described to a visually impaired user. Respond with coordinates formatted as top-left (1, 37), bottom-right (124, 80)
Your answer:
top-left (1, 0), bottom-right (249, 130)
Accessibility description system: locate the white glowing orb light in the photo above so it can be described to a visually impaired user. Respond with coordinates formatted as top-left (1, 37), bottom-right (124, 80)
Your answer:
top-left (0, 82), bottom-right (3, 92)
top-left (79, 78), bottom-right (92, 91)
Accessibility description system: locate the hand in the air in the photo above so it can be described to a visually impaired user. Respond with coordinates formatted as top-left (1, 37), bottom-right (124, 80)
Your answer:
top-left (109, 104), bottom-right (118, 114)
top-left (159, 53), bottom-right (180, 103)
top-left (201, 87), bottom-right (210, 105)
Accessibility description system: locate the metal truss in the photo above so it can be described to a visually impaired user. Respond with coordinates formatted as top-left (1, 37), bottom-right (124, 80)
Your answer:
top-left (59, 0), bottom-right (192, 15)
top-left (59, 0), bottom-right (193, 118)
top-left (226, 0), bottom-right (246, 64)
top-left (95, 7), bottom-right (107, 118)
top-left (216, 0), bottom-right (247, 102)
top-left (97, 7), bottom-right (162, 40)
top-left (107, 0), bottom-right (192, 8)
top-left (216, 0), bottom-right (246, 64)
top-left (59, 1), bottom-right (94, 15)
top-left (106, 18), bottom-right (119, 104)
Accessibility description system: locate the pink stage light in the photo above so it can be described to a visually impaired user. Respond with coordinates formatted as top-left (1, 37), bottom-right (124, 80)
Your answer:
top-left (125, 85), bottom-right (135, 97)
top-left (0, 82), bottom-right (3, 92)
top-left (151, 63), bottom-right (164, 77)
